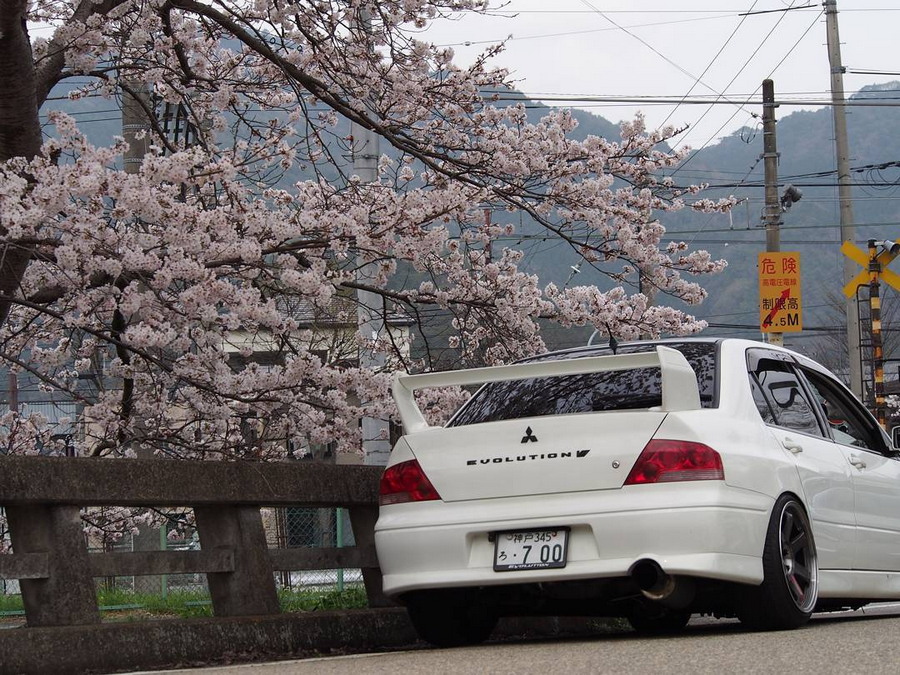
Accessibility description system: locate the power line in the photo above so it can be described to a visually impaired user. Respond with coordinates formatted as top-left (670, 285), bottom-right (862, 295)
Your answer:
top-left (659, 0), bottom-right (760, 131)
top-left (703, 180), bottom-right (900, 189)
top-left (493, 93), bottom-right (900, 107)
top-left (575, 0), bottom-right (756, 119)
top-left (845, 69), bottom-right (900, 76)
top-left (677, 5), bottom-right (826, 170)
top-left (675, 0), bottom-right (807, 153)
top-left (439, 12), bottom-right (742, 48)
top-left (483, 8), bottom-right (891, 14)
top-left (656, 221), bottom-right (900, 236)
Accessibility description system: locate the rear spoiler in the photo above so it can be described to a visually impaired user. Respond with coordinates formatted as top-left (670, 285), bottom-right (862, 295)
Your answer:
top-left (393, 346), bottom-right (701, 434)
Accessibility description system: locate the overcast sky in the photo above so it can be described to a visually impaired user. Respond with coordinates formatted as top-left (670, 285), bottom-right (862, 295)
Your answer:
top-left (424, 1), bottom-right (900, 153)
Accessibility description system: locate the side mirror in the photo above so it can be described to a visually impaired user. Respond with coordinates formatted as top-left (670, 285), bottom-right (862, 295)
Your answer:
top-left (891, 425), bottom-right (900, 450)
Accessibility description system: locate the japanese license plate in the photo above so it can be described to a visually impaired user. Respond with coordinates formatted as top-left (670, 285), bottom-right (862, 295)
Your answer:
top-left (493, 528), bottom-right (569, 572)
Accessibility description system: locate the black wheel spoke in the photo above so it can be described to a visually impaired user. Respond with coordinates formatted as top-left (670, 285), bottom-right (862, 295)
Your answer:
top-left (781, 511), bottom-right (795, 543)
top-left (790, 530), bottom-right (808, 553)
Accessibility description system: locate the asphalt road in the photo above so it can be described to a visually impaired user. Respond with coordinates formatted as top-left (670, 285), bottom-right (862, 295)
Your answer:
top-left (137, 604), bottom-right (900, 675)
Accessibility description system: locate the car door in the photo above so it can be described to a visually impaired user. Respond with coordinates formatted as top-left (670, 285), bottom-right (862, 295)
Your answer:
top-left (746, 349), bottom-right (856, 570)
top-left (797, 363), bottom-right (900, 572)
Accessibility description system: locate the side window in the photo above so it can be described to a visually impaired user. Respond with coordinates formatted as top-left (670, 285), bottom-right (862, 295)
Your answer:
top-left (749, 375), bottom-right (778, 425)
top-left (747, 353), bottom-right (823, 437)
top-left (800, 368), bottom-right (888, 454)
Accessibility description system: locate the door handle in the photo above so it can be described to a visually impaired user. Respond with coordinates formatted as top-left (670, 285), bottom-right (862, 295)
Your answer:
top-left (849, 455), bottom-right (867, 470)
top-left (781, 437), bottom-right (803, 454)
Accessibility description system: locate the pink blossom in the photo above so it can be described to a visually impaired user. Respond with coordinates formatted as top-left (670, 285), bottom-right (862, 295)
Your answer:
top-left (0, 0), bottom-right (729, 473)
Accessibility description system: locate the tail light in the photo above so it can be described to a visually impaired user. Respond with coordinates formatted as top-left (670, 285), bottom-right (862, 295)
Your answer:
top-left (379, 459), bottom-right (441, 505)
top-left (624, 439), bottom-right (724, 485)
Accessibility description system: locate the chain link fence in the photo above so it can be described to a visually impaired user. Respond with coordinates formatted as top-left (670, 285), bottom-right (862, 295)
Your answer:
top-left (270, 507), bottom-right (361, 590)
top-left (98, 526), bottom-right (208, 596)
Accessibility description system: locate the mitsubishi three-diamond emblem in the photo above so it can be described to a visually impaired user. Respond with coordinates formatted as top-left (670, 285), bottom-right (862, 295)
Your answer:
top-left (520, 426), bottom-right (538, 443)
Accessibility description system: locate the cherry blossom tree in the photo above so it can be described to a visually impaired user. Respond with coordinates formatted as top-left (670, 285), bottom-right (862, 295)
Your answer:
top-left (0, 0), bottom-right (731, 462)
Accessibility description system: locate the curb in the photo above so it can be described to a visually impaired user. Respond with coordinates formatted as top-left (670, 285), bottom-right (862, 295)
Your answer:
top-left (0, 608), bottom-right (602, 675)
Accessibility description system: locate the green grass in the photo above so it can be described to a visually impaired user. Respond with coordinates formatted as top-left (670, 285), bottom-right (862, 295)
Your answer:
top-left (0, 593), bottom-right (23, 614)
top-left (278, 585), bottom-right (368, 612)
top-left (0, 585), bottom-right (369, 619)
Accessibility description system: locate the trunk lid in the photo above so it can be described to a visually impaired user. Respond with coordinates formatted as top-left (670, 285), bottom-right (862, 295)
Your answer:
top-left (405, 411), bottom-right (667, 501)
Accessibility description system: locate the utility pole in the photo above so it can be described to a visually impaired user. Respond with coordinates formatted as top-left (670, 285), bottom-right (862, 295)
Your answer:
top-left (120, 82), bottom-right (151, 453)
top-left (353, 122), bottom-right (390, 466)
top-left (761, 79), bottom-right (783, 347)
top-left (122, 80), bottom-right (169, 591)
top-left (825, 0), bottom-right (862, 397)
top-left (8, 371), bottom-right (17, 413)
top-left (353, 9), bottom-right (391, 467)
top-left (122, 83), bottom-right (151, 175)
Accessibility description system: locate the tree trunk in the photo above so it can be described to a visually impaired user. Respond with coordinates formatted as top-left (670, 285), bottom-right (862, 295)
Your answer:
top-left (0, 2), bottom-right (42, 325)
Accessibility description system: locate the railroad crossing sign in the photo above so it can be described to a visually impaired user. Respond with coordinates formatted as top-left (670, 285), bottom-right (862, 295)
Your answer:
top-left (758, 252), bottom-right (802, 333)
top-left (841, 240), bottom-right (900, 297)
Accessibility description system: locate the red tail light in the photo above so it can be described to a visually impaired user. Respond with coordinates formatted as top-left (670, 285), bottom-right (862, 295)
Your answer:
top-left (379, 459), bottom-right (441, 505)
top-left (624, 439), bottom-right (724, 485)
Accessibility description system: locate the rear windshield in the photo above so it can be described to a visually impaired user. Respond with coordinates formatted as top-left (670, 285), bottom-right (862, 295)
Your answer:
top-left (448, 342), bottom-right (717, 427)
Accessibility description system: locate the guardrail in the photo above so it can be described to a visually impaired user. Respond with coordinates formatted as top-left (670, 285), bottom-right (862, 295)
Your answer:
top-left (0, 455), bottom-right (388, 628)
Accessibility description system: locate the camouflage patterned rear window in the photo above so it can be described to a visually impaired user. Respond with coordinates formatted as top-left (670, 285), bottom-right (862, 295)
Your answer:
top-left (448, 342), bottom-right (717, 426)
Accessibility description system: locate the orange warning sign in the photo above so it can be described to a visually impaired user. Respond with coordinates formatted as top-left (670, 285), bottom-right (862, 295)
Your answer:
top-left (758, 252), bottom-right (802, 333)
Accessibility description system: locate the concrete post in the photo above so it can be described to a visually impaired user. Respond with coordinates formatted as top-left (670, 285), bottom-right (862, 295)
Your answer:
top-left (5, 504), bottom-right (100, 626)
top-left (193, 505), bottom-right (279, 616)
top-left (348, 505), bottom-right (393, 607)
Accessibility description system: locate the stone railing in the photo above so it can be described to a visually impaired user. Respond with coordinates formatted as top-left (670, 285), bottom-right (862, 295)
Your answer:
top-left (0, 455), bottom-right (387, 628)
top-left (0, 456), bottom-right (601, 674)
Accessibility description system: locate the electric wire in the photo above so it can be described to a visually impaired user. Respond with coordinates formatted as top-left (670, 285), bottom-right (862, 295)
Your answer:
top-left (658, 0), bottom-right (759, 133)
top-left (574, 0), bottom-right (756, 120)
top-left (673, 4), bottom-right (824, 174)
top-left (672, 0), bottom-right (800, 151)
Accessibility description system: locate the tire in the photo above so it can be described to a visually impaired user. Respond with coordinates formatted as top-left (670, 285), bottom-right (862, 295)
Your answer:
top-left (404, 589), bottom-right (498, 648)
top-left (738, 495), bottom-right (818, 631)
top-left (627, 607), bottom-right (691, 635)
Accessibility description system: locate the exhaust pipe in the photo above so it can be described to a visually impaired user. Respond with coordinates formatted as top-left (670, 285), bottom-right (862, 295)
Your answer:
top-left (632, 559), bottom-right (675, 600)
top-left (630, 559), bottom-right (694, 609)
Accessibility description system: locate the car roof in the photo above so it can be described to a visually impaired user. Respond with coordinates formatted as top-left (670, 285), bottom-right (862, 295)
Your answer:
top-left (529, 336), bottom-right (806, 363)
top-left (542, 336), bottom-right (721, 359)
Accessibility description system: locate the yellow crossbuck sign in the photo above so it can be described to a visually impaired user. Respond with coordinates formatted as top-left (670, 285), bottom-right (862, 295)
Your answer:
top-left (841, 240), bottom-right (900, 298)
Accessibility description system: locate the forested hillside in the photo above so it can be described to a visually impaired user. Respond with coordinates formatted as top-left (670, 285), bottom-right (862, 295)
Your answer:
top-left (513, 83), bottom-right (900, 358)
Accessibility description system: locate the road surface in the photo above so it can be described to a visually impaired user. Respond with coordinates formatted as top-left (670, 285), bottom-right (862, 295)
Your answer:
top-left (135, 604), bottom-right (900, 674)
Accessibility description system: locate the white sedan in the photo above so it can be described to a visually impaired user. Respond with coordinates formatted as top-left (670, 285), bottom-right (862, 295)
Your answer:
top-left (374, 338), bottom-right (900, 646)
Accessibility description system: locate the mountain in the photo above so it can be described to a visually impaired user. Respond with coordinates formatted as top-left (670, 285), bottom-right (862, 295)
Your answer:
top-left (655, 82), bottom-right (900, 352)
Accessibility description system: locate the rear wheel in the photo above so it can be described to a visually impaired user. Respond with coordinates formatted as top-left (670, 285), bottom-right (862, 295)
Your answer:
top-left (738, 495), bottom-right (818, 631)
top-left (405, 589), bottom-right (498, 647)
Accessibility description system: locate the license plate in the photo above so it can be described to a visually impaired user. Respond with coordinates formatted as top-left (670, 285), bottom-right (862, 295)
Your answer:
top-left (493, 528), bottom-right (569, 571)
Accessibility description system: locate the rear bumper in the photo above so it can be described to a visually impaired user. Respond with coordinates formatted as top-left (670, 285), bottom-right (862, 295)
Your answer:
top-left (375, 483), bottom-right (771, 597)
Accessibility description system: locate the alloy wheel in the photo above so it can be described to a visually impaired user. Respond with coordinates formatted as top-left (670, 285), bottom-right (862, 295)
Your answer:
top-left (779, 502), bottom-right (818, 613)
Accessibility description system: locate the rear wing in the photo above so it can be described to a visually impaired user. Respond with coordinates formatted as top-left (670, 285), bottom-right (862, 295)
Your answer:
top-left (393, 345), bottom-right (701, 434)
